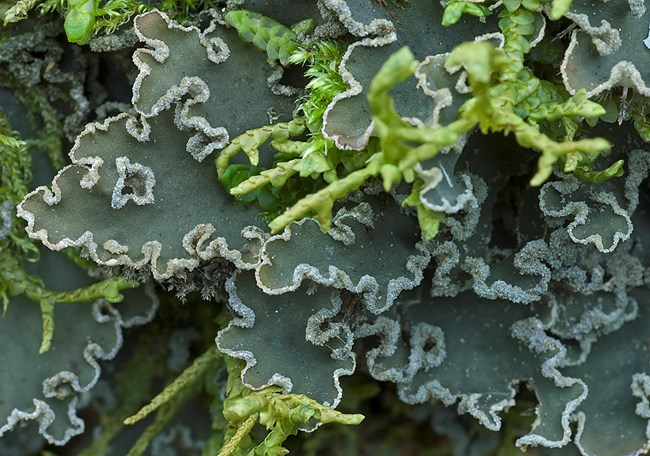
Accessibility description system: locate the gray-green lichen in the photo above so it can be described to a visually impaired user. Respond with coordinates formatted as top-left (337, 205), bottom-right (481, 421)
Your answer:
top-left (0, 250), bottom-right (158, 445)
top-left (216, 271), bottom-right (355, 408)
top-left (560, 0), bottom-right (650, 98)
top-left (255, 197), bottom-right (431, 314)
top-left (18, 109), bottom-right (267, 280)
top-left (6, 1), bottom-right (650, 455)
top-left (321, 0), bottom-right (500, 150)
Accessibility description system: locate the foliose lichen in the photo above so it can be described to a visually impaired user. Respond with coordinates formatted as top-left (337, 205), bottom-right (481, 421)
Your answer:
top-left (3, 1), bottom-right (650, 455)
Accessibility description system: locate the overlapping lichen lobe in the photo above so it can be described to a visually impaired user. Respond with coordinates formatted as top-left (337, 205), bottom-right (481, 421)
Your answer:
top-left (135, 10), bottom-right (171, 38)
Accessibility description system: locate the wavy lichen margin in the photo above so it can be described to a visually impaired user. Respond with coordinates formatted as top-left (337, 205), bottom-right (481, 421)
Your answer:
top-left (255, 205), bottom-right (431, 314)
top-left (0, 283), bottom-right (159, 445)
top-left (216, 271), bottom-right (356, 410)
top-left (17, 112), bottom-right (267, 282)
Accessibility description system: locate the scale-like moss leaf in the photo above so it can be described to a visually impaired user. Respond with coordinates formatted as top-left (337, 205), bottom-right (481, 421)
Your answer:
top-left (321, 1), bottom-right (499, 149)
top-left (225, 0), bottom-right (321, 28)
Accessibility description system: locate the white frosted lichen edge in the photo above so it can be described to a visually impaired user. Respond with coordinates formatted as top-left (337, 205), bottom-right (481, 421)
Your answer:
top-left (255, 214), bottom-right (431, 315)
top-left (215, 273), bottom-right (355, 413)
top-left (326, 201), bottom-right (374, 245)
top-left (631, 373), bottom-right (650, 450)
top-left (414, 53), bottom-right (460, 129)
top-left (17, 114), bottom-right (266, 281)
top-left (395, 345), bottom-right (515, 431)
top-left (572, 373), bottom-right (650, 456)
top-left (544, 291), bottom-right (638, 363)
top-left (539, 177), bottom-right (633, 254)
top-left (355, 317), bottom-right (407, 382)
top-left (413, 32), bottom-right (506, 129)
top-left (131, 10), bottom-right (230, 161)
top-left (322, 33), bottom-right (396, 150)
top-left (560, 30), bottom-right (650, 98)
top-left (132, 10), bottom-right (229, 114)
top-left (624, 150), bottom-right (650, 214)
top-left (0, 283), bottom-right (159, 445)
top-left (417, 166), bottom-right (476, 214)
top-left (391, 317), bottom-right (587, 449)
top-left (318, 0), bottom-right (394, 38)
top-left (111, 156), bottom-right (156, 209)
top-left (467, 239), bottom-right (553, 304)
top-left (552, 2), bottom-right (650, 98)
top-left (561, 11), bottom-right (622, 56)
top-left (356, 316), bottom-right (447, 385)
top-left (304, 292), bottom-right (355, 360)
top-left (513, 318), bottom-right (588, 449)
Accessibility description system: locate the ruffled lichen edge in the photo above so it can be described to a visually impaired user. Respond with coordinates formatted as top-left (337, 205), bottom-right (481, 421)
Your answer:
top-left (254, 215), bottom-right (431, 315)
top-left (16, 114), bottom-right (267, 281)
top-left (0, 283), bottom-right (159, 445)
top-left (215, 272), bottom-right (355, 413)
